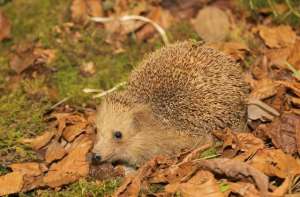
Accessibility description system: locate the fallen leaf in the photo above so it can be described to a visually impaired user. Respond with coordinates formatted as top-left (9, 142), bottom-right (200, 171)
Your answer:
top-left (10, 43), bottom-right (36, 74)
top-left (10, 162), bottom-right (47, 176)
top-left (256, 25), bottom-right (296, 48)
top-left (45, 141), bottom-right (67, 163)
top-left (165, 170), bottom-right (224, 197)
top-left (254, 112), bottom-right (300, 154)
top-left (265, 47), bottom-right (292, 68)
top-left (80, 62), bottom-right (96, 77)
top-left (191, 6), bottom-right (230, 42)
top-left (250, 78), bottom-right (280, 100)
top-left (71, 0), bottom-right (103, 23)
top-left (114, 156), bottom-right (172, 197)
top-left (43, 135), bottom-right (92, 187)
top-left (0, 172), bottom-right (24, 196)
top-left (227, 181), bottom-right (260, 197)
top-left (136, 7), bottom-right (174, 42)
top-left (33, 48), bottom-right (56, 65)
top-left (213, 129), bottom-right (264, 161)
top-left (207, 41), bottom-right (249, 60)
top-left (277, 80), bottom-right (300, 97)
top-left (195, 158), bottom-right (269, 196)
top-left (288, 39), bottom-right (300, 70)
top-left (247, 98), bottom-right (280, 122)
top-left (21, 130), bottom-right (54, 150)
top-left (248, 149), bottom-right (300, 178)
top-left (62, 122), bottom-right (87, 142)
top-left (0, 9), bottom-right (11, 41)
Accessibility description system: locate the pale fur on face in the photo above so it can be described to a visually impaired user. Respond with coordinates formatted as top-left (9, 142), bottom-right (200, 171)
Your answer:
top-left (92, 99), bottom-right (206, 166)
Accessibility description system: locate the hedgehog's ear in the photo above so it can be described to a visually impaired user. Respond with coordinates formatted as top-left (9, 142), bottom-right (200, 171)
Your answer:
top-left (132, 105), bottom-right (154, 129)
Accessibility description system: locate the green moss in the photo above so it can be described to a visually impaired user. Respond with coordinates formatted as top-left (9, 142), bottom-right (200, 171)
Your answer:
top-left (238, 0), bottom-right (300, 27)
top-left (0, 89), bottom-right (49, 162)
top-left (36, 178), bottom-right (122, 197)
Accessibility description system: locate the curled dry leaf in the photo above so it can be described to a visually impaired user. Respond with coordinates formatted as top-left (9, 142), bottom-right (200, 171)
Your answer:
top-left (254, 112), bottom-right (300, 154)
top-left (256, 25), bottom-right (296, 48)
top-left (114, 156), bottom-right (173, 197)
top-left (165, 170), bottom-right (224, 197)
top-left (191, 6), bottom-right (230, 42)
top-left (213, 129), bottom-right (264, 161)
top-left (43, 135), bottom-right (93, 187)
top-left (248, 149), bottom-right (300, 179)
top-left (45, 141), bottom-right (67, 163)
top-left (227, 181), bottom-right (260, 197)
top-left (195, 158), bottom-right (269, 196)
top-left (21, 130), bottom-right (54, 150)
top-left (0, 9), bottom-right (11, 41)
top-left (62, 122), bottom-right (88, 142)
top-left (0, 172), bottom-right (24, 196)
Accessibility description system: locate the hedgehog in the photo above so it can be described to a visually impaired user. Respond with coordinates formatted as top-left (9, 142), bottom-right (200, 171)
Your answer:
top-left (92, 41), bottom-right (248, 166)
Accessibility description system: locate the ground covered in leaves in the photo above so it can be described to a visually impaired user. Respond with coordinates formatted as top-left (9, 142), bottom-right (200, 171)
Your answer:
top-left (1, 0), bottom-right (300, 196)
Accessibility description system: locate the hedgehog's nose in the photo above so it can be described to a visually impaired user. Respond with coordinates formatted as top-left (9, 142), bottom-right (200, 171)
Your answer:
top-left (91, 153), bottom-right (102, 165)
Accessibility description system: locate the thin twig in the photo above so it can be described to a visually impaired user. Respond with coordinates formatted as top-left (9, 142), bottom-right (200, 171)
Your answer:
top-left (50, 97), bottom-right (70, 109)
top-left (89, 82), bottom-right (126, 98)
top-left (90, 15), bottom-right (169, 45)
top-left (285, 0), bottom-right (300, 18)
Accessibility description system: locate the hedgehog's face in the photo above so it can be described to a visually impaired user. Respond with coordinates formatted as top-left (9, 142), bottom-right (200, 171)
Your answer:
top-left (92, 100), bottom-right (154, 166)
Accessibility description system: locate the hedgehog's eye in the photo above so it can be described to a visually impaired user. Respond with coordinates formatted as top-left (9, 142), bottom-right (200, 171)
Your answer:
top-left (113, 131), bottom-right (122, 140)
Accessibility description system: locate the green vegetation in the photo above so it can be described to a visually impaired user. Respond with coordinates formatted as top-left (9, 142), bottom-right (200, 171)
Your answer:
top-left (239, 0), bottom-right (300, 26)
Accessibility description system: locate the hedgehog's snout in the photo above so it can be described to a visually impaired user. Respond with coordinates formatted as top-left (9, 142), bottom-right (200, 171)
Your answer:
top-left (91, 152), bottom-right (102, 165)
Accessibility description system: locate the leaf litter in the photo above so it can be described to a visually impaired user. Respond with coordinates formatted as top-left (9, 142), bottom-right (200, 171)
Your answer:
top-left (2, 0), bottom-right (300, 196)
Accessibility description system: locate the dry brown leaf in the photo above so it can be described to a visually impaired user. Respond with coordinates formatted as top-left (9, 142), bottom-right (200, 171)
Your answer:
top-left (207, 41), bottom-right (249, 61)
top-left (10, 162), bottom-right (47, 176)
top-left (53, 113), bottom-right (87, 139)
top-left (45, 141), bottom-right (67, 163)
top-left (5, 163), bottom-right (48, 193)
top-left (114, 156), bottom-right (172, 197)
top-left (0, 9), bottom-right (11, 41)
top-left (71, 0), bottom-right (103, 23)
top-left (165, 170), bottom-right (224, 197)
top-left (80, 62), bottom-right (96, 77)
top-left (0, 172), bottom-right (24, 196)
top-left (288, 39), bottom-right (300, 70)
top-left (254, 112), bottom-right (300, 154)
top-left (62, 122), bottom-right (87, 142)
top-left (227, 181), bottom-right (260, 197)
top-left (136, 7), bottom-right (174, 42)
top-left (250, 78), bottom-right (280, 100)
top-left (33, 48), bottom-right (56, 65)
top-left (213, 129), bottom-right (264, 160)
top-left (21, 130), bottom-right (54, 150)
top-left (43, 135), bottom-right (92, 187)
top-left (248, 149), bottom-right (300, 178)
top-left (10, 43), bottom-right (36, 74)
top-left (191, 6), bottom-right (230, 42)
top-left (257, 25), bottom-right (296, 48)
top-left (278, 80), bottom-right (300, 97)
top-left (247, 98), bottom-right (280, 122)
top-left (265, 47), bottom-right (292, 68)
top-left (196, 158), bottom-right (268, 196)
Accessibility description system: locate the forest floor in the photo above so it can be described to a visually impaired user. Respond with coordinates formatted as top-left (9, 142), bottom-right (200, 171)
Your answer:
top-left (1, 0), bottom-right (300, 196)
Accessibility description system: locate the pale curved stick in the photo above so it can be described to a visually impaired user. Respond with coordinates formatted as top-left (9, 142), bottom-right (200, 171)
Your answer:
top-left (90, 15), bottom-right (170, 45)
